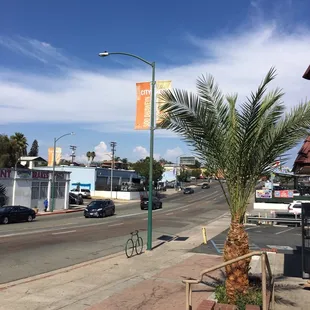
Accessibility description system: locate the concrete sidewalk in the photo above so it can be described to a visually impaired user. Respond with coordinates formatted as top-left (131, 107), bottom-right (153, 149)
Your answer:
top-left (0, 213), bottom-right (231, 310)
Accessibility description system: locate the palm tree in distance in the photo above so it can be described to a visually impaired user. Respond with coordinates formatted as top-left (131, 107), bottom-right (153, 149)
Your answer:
top-left (90, 151), bottom-right (96, 163)
top-left (159, 68), bottom-right (310, 303)
top-left (10, 132), bottom-right (28, 163)
top-left (86, 151), bottom-right (91, 164)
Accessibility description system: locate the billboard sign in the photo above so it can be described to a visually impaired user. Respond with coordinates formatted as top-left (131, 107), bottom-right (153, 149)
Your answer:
top-left (274, 190), bottom-right (294, 198)
top-left (256, 189), bottom-right (272, 199)
top-left (180, 156), bottom-right (196, 166)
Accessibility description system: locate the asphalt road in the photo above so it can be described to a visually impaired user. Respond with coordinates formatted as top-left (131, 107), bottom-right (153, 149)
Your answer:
top-left (0, 184), bottom-right (228, 284)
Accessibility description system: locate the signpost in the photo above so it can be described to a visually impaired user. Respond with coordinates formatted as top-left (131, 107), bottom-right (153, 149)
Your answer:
top-left (180, 156), bottom-right (196, 166)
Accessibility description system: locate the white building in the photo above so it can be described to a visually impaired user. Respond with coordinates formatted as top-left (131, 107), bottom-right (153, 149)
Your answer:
top-left (19, 156), bottom-right (48, 169)
top-left (0, 168), bottom-right (71, 211)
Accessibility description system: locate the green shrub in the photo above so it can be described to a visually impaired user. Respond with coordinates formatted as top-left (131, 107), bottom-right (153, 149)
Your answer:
top-left (214, 283), bottom-right (262, 310)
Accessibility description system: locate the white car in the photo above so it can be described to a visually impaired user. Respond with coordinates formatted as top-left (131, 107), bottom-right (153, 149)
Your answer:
top-left (287, 201), bottom-right (303, 215)
top-left (71, 188), bottom-right (91, 199)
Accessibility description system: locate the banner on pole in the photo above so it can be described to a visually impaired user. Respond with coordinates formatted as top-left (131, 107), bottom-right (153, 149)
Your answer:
top-left (156, 80), bottom-right (172, 126)
top-left (135, 82), bottom-right (151, 130)
top-left (48, 147), bottom-right (62, 166)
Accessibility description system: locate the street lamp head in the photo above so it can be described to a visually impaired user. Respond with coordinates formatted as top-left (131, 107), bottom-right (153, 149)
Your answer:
top-left (71, 132), bottom-right (75, 136)
top-left (98, 51), bottom-right (109, 57)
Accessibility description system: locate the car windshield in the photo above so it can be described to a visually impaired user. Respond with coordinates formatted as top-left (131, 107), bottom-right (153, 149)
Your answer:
top-left (82, 189), bottom-right (90, 192)
top-left (87, 201), bottom-right (103, 208)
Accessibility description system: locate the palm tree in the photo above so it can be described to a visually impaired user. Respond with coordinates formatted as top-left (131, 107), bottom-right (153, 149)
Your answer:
top-left (159, 68), bottom-right (310, 303)
top-left (90, 151), bottom-right (96, 162)
top-left (86, 151), bottom-right (91, 163)
top-left (10, 132), bottom-right (28, 161)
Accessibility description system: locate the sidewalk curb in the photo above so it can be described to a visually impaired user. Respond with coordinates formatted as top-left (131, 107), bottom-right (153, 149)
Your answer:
top-left (36, 208), bottom-right (84, 216)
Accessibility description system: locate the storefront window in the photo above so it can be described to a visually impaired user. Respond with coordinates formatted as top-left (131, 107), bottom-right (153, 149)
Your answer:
top-left (31, 182), bottom-right (40, 199)
top-left (40, 182), bottom-right (48, 199)
top-left (56, 182), bottom-right (66, 198)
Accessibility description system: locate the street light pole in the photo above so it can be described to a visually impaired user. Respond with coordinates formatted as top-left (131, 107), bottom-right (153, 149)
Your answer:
top-left (110, 142), bottom-right (117, 199)
top-left (99, 51), bottom-right (156, 250)
top-left (51, 132), bottom-right (74, 212)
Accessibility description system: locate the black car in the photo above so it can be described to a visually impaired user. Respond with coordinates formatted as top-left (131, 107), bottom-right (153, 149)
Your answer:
top-left (140, 197), bottom-right (162, 210)
top-left (183, 187), bottom-right (194, 194)
top-left (0, 205), bottom-right (36, 224)
top-left (84, 199), bottom-right (115, 218)
top-left (201, 183), bottom-right (210, 189)
top-left (69, 192), bottom-right (83, 205)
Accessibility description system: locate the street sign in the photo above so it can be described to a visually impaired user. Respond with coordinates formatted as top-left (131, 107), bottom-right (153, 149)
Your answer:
top-left (180, 156), bottom-right (195, 165)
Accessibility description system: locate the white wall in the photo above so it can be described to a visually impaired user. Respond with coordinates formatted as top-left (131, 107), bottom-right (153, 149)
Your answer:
top-left (253, 202), bottom-right (289, 210)
top-left (93, 191), bottom-right (141, 200)
top-left (14, 179), bottom-right (32, 206)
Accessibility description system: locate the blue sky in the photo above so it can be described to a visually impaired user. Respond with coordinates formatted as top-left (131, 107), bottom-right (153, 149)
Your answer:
top-left (1, 0), bottom-right (310, 166)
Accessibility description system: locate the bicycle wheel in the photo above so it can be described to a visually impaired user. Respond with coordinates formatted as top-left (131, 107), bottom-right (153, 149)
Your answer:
top-left (135, 236), bottom-right (143, 255)
top-left (125, 238), bottom-right (134, 258)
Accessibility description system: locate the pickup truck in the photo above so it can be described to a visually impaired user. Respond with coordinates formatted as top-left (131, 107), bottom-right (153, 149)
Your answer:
top-left (70, 188), bottom-right (91, 199)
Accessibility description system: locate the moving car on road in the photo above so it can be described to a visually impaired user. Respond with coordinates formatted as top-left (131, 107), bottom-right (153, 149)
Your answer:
top-left (201, 183), bottom-right (210, 189)
top-left (140, 197), bottom-right (162, 210)
top-left (69, 192), bottom-right (84, 205)
top-left (0, 205), bottom-right (36, 224)
top-left (183, 187), bottom-right (194, 194)
top-left (84, 199), bottom-right (115, 218)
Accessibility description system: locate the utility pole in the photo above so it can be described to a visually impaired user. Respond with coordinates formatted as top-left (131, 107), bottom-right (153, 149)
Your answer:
top-left (70, 145), bottom-right (77, 163)
top-left (110, 142), bottom-right (117, 199)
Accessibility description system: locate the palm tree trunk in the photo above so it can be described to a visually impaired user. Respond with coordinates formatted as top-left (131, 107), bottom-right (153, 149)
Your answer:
top-left (223, 222), bottom-right (250, 303)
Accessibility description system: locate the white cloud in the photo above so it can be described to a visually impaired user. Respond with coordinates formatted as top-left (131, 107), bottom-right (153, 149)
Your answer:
top-left (133, 146), bottom-right (148, 159)
top-left (0, 36), bottom-right (72, 66)
top-left (62, 141), bottom-right (111, 163)
top-left (1, 24), bottom-right (310, 134)
top-left (164, 147), bottom-right (183, 162)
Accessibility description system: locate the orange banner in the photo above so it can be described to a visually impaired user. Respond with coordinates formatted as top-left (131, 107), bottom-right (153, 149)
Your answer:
top-left (135, 82), bottom-right (151, 130)
top-left (156, 80), bottom-right (172, 126)
top-left (48, 147), bottom-right (62, 166)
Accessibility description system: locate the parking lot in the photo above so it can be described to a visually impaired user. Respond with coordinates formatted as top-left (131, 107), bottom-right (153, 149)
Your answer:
top-left (193, 224), bottom-right (303, 255)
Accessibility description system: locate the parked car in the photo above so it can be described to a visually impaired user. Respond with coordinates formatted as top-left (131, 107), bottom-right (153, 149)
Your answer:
top-left (183, 187), bottom-right (194, 194)
top-left (293, 189), bottom-right (300, 197)
top-left (71, 188), bottom-right (91, 199)
top-left (288, 201), bottom-right (303, 215)
top-left (140, 197), bottom-right (162, 210)
top-left (0, 205), bottom-right (36, 224)
top-left (69, 192), bottom-right (83, 205)
top-left (84, 199), bottom-right (115, 218)
top-left (201, 183), bottom-right (210, 189)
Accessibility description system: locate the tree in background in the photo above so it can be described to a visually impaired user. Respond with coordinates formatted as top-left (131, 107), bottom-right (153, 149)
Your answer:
top-left (86, 151), bottom-right (91, 161)
top-left (28, 139), bottom-right (39, 156)
top-left (132, 157), bottom-right (165, 185)
top-left (190, 168), bottom-right (202, 179)
top-left (10, 132), bottom-right (28, 159)
top-left (90, 151), bottom-right (96, 162)
top-left (160, 68), bottom-right (310, 304)
top-left (0, 135), bottom-right (13, 168)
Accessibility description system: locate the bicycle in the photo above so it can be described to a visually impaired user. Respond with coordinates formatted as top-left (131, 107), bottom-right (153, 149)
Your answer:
top-left (125, 230), bottom-right (143, 258)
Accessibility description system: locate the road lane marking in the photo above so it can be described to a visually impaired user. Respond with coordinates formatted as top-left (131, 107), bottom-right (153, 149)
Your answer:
top-left (181, 208), bottom-right (189, 211)
top-left (52, 230), bottom-right (76, 235)
top-left (166, 212), bottom-right (174, 216)
top-left (275, 227), bottom-right (295, 235)
top-left (0, 190), bottom-right (225, 238)
top-left (108, 223), bottom-right (124, 227)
